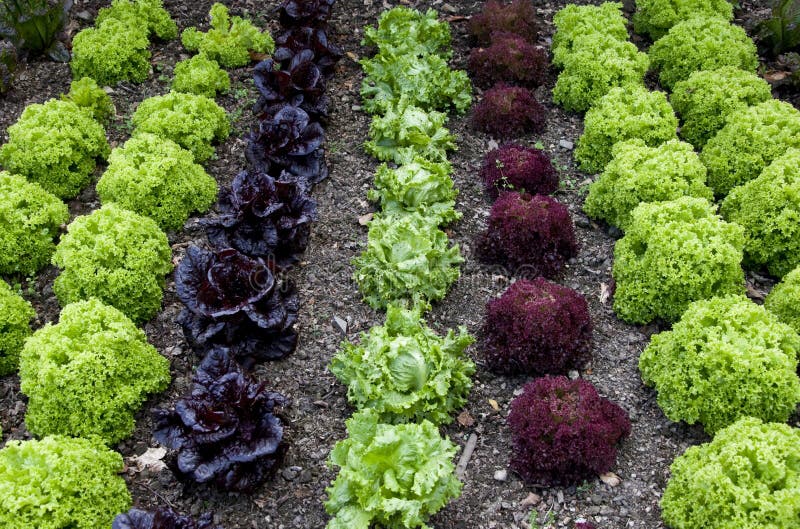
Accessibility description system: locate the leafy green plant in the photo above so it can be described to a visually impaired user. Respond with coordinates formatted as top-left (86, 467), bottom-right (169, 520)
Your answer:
top-left (368, 158), bottom-right (459, 225)
top-left (0, 435), bottom-right (131, 529)
top-left (551, 2), bottom-right (628, 68)
top-left (97, 133), bottom-right (217, 231)
top-left (330, 304), bottom-right (474, 425)
top-left (575, 86), bottom-right (678, 173)
top-left (19, 298), bottom-right (170, 443)
top-left (182, 3), bottom-right (274, 68)
top-left (766, 265), bottom-right (800, 333)
top-left (757, 0), bottom-right (800, 55)
top-left (0, 0), bottom-right (71, 61)
top-left (61, 77), bottom-right (115, 123)
top-left (365, 103), bottom-right (455, 164)
top-left (721, 148), bottom-right (800, 277)
top-left (95, 0), bottom-right (177, 41)
top-left (0, 40), bottom-right (17, 95)
top-left (131, 91), bottom-right (230, 162)
top-left (612, 197), bottom-right (745, 324)
top-left (661, 417), bottom-right (800, 529)
top-left (583, 139), bottom-right (712, 230)
top-left (640, 295), bottom-right (800, 434)
top-left (71, 18), bottom-right (152, 85)
top-left (325, 410), bottom-right (462, 529)
top-left (670, 67), bottom-right (773, 149)
top-left (171, 54), bottom-right (230, 98)
top-left (0, 171), bottom-right (68, 276)
top-left (648, 16), bottom-right (758, 90)
top-left (52, 204), bottom-right (173, 323)
top-left (633, 0), bottom-right (733, 40)
top-left (0, 279), bottom-right (35, 376)
top-left (363, 6), bottom-right (452, 58)
top-left (0, 99), bottom-right (109, 199)
top-left (701, 99), bottom-right (800, 197)
top-left (352, 212), bottom-right (463, 310)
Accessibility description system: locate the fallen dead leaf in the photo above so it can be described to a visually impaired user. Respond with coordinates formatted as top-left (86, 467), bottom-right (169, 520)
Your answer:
top-left (520, 492), bottom-right (542, 507)
top-left (457, 410), bottom-right (475, 427)
top-left (764, 70), bottom-right (790, 82)
top-left (600, 471), bottom-right (621, 487)
top-left (358, 212), bottom-right (373, 226)
top-left (128, 447), bottom-right (167, 473)
top-left (599, 283), bottom-right (611, 304)
top-left (346, 51), bottom-right (359, 61)
top-left (488, 399), bottom-right (500, 411)
top-left (249, 51), bottom-right (270, 62)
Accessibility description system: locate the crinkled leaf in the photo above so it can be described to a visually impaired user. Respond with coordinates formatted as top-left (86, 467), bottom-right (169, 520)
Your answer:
top-left (274, 26), bottom-right (342, 77)
top-left (279, 0), bottom-right (335, 27)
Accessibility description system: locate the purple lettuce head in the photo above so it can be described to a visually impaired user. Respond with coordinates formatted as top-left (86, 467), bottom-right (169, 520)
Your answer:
top-left (481, 278), bottom-right (592, 375)
top-left (176, 246), bottom-right (299, 369)
top-left (472, 84), bottom-right (547, 138)
top-left (253, 51), bottom-right (328, 119)
top-left (274, 26), bottom-right (342, 78)
top-left (279, 0), bottom-right (335, 27)
top-left (247, 103), bottom-right (327, 185)
top-left (508, 376), bottom-right (631, 486)
top-left (468, 0), bottom-right (539, 45)
top-left (113, 508), bottom-right (221, 529)
top-left (477, 192), bottom-right (578, 278)
top-left (153, 348), bottom-right (287, 492)
top-left (481, 143), bottom-right (558, 199)
top-left (203, 170), bottom-right (317, 270)
top-left (468, 32), bottom-right (549, 89)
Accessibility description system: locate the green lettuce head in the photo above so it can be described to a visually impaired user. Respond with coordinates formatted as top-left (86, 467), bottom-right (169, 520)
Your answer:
top-left (365, 103), bottom-right (456, 165)
top-left (765, 265), bottom-right (800, 334)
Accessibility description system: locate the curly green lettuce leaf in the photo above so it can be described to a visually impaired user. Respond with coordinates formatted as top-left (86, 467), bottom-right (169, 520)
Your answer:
top-left (365, 103), bottom-right (456, 165)
top-left (362, 6), bottom-right (452, 58)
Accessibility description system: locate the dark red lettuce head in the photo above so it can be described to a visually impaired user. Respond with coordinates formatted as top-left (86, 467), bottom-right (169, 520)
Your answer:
top-left (477, 192), bottom-right (577, 278)
top-left (176, 246), bottom-right (299, 368)
top-left (153, 347), bottom-right (287, 492)
top-left (508, 376), bottom-right (630, 486)
top-left (468, 32), bottom-right (549, 89)
top-left (481, 143), bottom-right (558, 199)
top-left (203, 170), bottom-right (318, 269)
top-left (254, 52), bottom-right (328, 119)
top-left (468, 0), bottom-right (539, 45)
top-left (247, 103), bottom-right (327, 185)
top-left (274, 26), bottom-right (342, 77)
top-left (279, 0), bottom-right (335, 27)
top-left (113, 508), bottom-right (221, 529)
top-left (472, 84), bottom-right (546, 138)
top-left (481, 278), bottom-right (592, 375)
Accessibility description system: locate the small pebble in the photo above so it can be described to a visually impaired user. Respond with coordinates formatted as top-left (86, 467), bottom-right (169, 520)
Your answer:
top-left (559, 140), bottom-right (574, 150)
top-left (493, 469), bottom-right (508, 482)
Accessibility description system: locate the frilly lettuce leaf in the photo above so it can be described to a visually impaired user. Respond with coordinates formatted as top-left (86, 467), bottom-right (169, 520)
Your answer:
top-left (362, 7), bottom-right (452, 58)
top-left (365, 103), bottom-right (456, 165)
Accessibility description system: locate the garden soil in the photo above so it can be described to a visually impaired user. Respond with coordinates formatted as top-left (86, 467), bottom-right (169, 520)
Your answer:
top-left (0, 1), bottom-right (792, 528)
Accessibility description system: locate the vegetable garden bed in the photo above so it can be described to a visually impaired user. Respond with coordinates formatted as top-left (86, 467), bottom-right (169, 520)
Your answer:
top-left (1, 1), bottom-right (797, 528)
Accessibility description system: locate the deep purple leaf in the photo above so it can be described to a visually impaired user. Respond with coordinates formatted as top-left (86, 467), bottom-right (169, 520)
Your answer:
top-left (279, 0), bottom-right (335, 27)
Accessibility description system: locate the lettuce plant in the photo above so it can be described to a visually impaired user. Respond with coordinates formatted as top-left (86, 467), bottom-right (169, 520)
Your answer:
top-left (368, 157), bottom-right (459, 224)
top-left (114, 508), bottom-right (221, 529)
top-left (61, 76), bottom-right (115, 123)
top-left (153, 347), bottom-right (286, 492)
top-left (583, 139), bottom-right (712, 230)
top-left (552, 34), bottom-right (649, 113)
top-left (640, 295), bottom-right (800, 434)
top-left (132, 91), bottom-right (230, 163)
top-left (70, 19), bottom-right (152, 85)
top-left (94, 0), bottom-right (177, 41)
top-left (0, 435), bottom-right (131, 529)
top-left (0, 279), bottom-right (35, 376)
top-left (254, 53), bottom-right (327, 119)
top-left (0, 171), bottom-right (69, 276)
top-left (0, 99), bottom-right (109, 199)
top-left (247, 103), bottom-right (327, 184)
top-left (176, 246), bottom-right (299, 368)
top-left (361, 52), bottom-right (472, 115)
top-left (481, 278), bottom-right (592, 375)
top-left (330, 304), bottom-right (475, 425)
top-left (671, 67), bottom-right (773, 149)
top-left (53, 204), bottom-right (172, 324)
top-left (575, 86), bottom-right (677, 173)
top-left (508, 376), bottom-right (631, 486)
top-left (701, 99), bottom-right (800, 197)
top-left (721, 148), bottom-right (800, 277)
top-left (202, 170), bottom-right (317, 269)
top-left (363, 6), bottom-right (452, 57)
top-left (0, 41), bottom-right (16, 95)
top-left (19, 298), bottom-right (171, 444)
top-left (480, 144), bottom-right (558, 199)
top-left (172, 54), bottom-right (230, 98)
top-left (0, 0), bottom-right (71, 61)
top-left (477, 192), bottom-right (577, 278)
top-left (468, 0), bottom-right (539, 45)
top-left (365, 103), bottom-right (455, 164)
top-left (551, 2), bottom-right (628, 68)
top-left (649, 16), bottom-right (758, 90)
top-left (98, 134), bottom-right (217, 231)
top-left (274, 25), bottom-right (342, 77)
top-left (468, 32), bottom-right (548, 89)
top-left (661, 417), bottom-right (800, 529)
top-left (182, 3), bottom-right (274, 68)
top-left (352, 213), bottom-right (463, 310)
top-left (633, 0), bottom-right (733, 39)
top-left (612, 197), bottom-right (745, 324)
top-left (472, 84), bottom-right (546, 138)
top-left (279, 0), bottom-right (335, 28)
top-left (766, 265), bottom-right (800, 334)
top-left (325, 409), bottom-right (462, 529)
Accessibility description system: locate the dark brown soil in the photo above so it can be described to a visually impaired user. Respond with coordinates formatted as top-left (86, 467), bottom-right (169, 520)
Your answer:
top-left (1, 1), bottom-right (795, 529)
